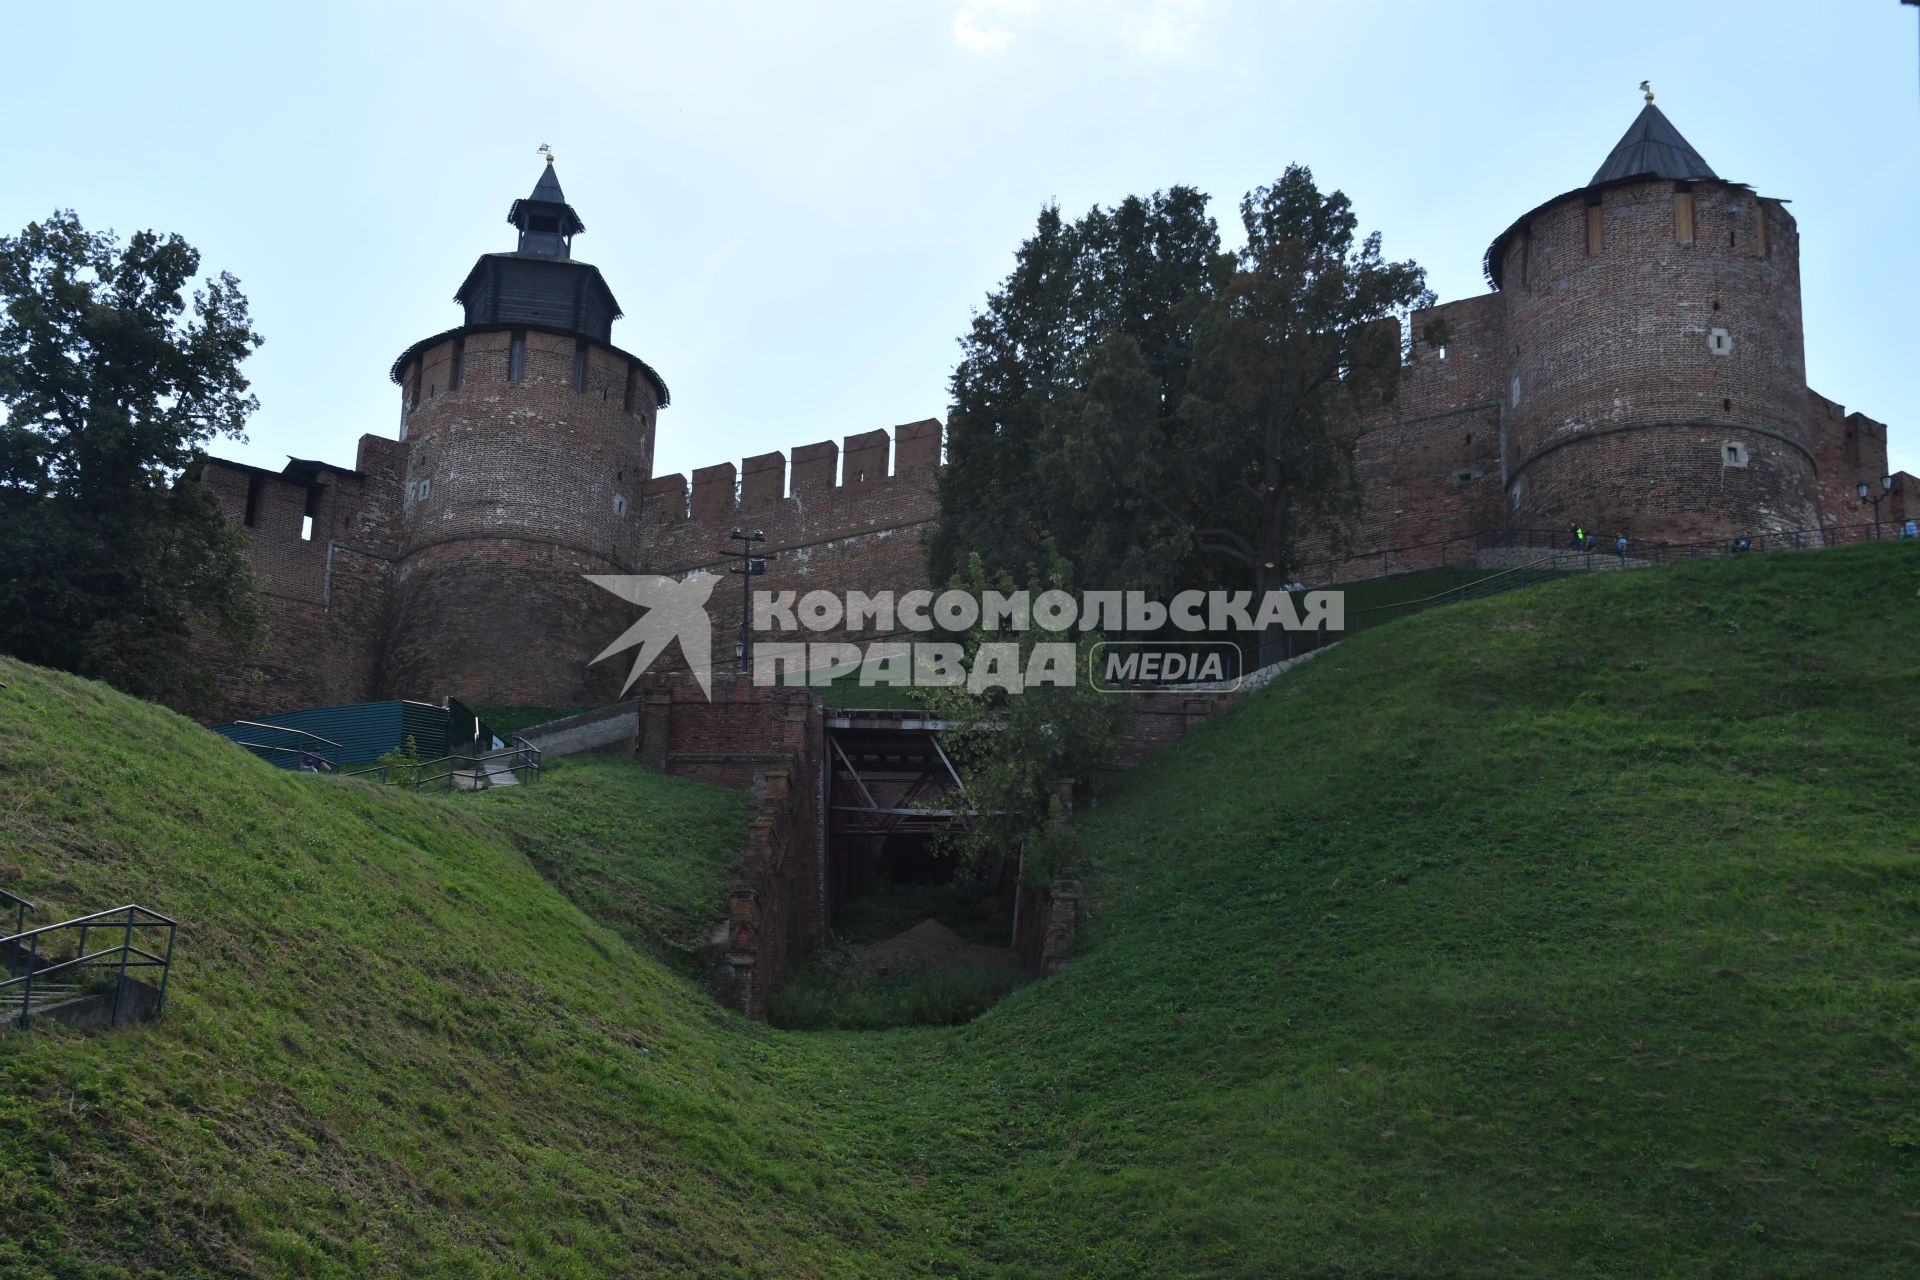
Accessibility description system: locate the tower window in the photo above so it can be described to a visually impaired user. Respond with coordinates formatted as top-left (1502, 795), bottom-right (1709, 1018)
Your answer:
top-left (613, 494), bottom-right (628, 516)
top-left (301, 486), bottom-right (321, 541)
top-left (1674, 183), bottom-right (1695, 242)
top-left (573, 339), bottom-right (588, 393)
top-left (1585, 192), bottom-right (1603, 255)
top-left (1723, 442), bottom-right (1748, 468)
top-left (509, 332), bottom-right (526, 382)
top-left (1707, 328), bottom-right (1733, 357)
top-left (449, 336), bottom-right (465, 390)
top-left (243, 475), bottom-right (262, 527)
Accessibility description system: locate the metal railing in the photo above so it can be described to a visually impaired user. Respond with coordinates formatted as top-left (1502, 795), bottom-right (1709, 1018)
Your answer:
top-left (229, 722), bottom-right (346, 772)
top-left (340, 739), bottom-right (543, 792)
top-left (2, 888), bottom-right (35, 979)
top-left (0, 904), bottom-right (177, 1030)
top-left (1354, 553), bottom-right (1564, 625)
top-left (1301, 519), bottom-right (1908, 585)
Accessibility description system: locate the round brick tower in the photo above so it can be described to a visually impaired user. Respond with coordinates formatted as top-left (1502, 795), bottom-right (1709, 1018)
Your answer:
top-left (381, 160), bottom-right (669, 707)
top-left (1492, 97), bottom-right (1821, 543)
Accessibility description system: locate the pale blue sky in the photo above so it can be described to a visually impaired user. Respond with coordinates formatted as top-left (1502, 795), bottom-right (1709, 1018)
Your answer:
top-left (3, 1), bottom-right (1915, 480)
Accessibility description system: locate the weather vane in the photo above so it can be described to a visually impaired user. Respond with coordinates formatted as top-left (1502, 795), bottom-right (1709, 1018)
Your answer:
top-left (538, 142), bottom-right (555, 166)
top-left (1639, 80), bottom-right (1654, 104)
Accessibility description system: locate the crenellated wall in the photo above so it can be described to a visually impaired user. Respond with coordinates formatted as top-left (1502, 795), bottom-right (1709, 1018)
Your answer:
top-left (629, 420), bottom-right (943, 677)
top-left (191, 144), bottom-right (1905, 723)
top-left (194, 434), bottom-right (405, 717)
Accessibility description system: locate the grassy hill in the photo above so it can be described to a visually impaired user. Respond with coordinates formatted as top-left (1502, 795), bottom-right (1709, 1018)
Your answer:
top-left (0, 668), bottom-right (936, 1278)
top-left (3, 540), bottom-right (1918, 1276)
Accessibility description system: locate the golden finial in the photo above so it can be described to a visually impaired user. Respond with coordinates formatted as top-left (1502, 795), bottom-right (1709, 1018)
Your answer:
top-left (538, 143), bottom-right (555, 166)
top-left (1640, 80), bottom-right (1654, 104)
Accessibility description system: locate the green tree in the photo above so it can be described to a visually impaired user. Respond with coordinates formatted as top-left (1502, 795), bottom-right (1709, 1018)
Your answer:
top-left (929, 190), bottom-right (1223, 594)
top-left (911, 551), bottom-right (1131, 873)
top-left (0, 211), bottom-right (265, 712)
top-left (933, 167), bottom-right (1441, 634)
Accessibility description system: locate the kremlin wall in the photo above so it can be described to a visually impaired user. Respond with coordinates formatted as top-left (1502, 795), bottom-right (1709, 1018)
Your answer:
top-left (195, 101), bottom-right (1908, 721)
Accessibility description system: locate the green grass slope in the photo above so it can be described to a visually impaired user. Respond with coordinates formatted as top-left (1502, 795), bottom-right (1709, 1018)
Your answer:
top-left (473, 757), bottom-right (748, 969)
top-left (840, 540), bottom-right (1920, 1276)
top-left (0, 666), bottom-right (942, 1279)
top-left (3, 541), bottom-right (1917, 1278)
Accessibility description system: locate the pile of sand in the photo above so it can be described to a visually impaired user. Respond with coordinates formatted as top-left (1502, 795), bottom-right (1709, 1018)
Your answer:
top-left (858, 918), bottom-right (1020, 975)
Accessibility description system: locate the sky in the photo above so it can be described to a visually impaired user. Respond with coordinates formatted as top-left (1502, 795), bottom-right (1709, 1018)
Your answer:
top-left (3, 0), bottom-right (1916, 481)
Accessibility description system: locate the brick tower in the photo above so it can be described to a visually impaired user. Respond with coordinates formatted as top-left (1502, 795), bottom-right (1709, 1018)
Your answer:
top-left (381, 159), bottom-right (670, 706)
top-left (1491, 95), bottom-right (1822, 541)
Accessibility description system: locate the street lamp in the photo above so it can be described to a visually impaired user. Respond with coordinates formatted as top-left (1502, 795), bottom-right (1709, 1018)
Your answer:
top-left (726, 528), bottom-right (768, 676)
top-left (1857, 475), bottom-right (1894, 539)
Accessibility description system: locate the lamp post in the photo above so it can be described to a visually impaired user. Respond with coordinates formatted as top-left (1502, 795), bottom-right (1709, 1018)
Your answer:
top-left (727, 528), bottom-right (767, 676)
top-left (1857, 475), bottom-right (1894, 539)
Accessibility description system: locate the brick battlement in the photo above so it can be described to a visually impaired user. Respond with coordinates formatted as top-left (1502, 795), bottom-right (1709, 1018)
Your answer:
top-left (636, 419), bottom-right (941, 532)
top-left (629, 421), bottom-right (944, 677)
top-left (190, 122), bottom-right (1902, 723)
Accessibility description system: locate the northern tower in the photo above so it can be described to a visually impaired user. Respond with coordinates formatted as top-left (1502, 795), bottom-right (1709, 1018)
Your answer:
top-left (381, 159), bottom-right (669, 706)
top-left (1491, 98), bottom-right (1822, 541)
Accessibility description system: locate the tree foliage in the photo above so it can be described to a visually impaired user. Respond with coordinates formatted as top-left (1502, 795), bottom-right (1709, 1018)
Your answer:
top-left (932, 166), bottom-right (1441, 606)
top-left (0, 211), bottom-right (265, 713)
top-left (911, 551), bottom-right (1131, 875)
top-left (930, 189), bottom-right (1223, 594)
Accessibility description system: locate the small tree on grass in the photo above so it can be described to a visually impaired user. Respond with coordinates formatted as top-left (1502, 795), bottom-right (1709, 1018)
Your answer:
top-left (911, 551), bottom-right (1131, 880)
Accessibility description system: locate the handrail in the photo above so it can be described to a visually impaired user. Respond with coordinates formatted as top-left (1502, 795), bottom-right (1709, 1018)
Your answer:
top-left (234, 740), bottom-right (339, 766)
top-left (0, 943), bottom-right (170, 987)
top-left (1, 888), bottom-right (31, 946)
top-left (1, 903), bottom-right (178, 944)
top-left (229, 721), bottom-right (344, 751)
top-left (1355, 553), bottom-right (1561, 617)
top-left (0, 903), bottom-right (177, 1030)
top-left (1300, 518), bottom-right (1896, 586)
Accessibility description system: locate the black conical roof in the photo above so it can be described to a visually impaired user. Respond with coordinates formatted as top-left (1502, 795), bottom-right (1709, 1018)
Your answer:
top-left (507, 162), bottom-right (586, 237)
top-left (529, 164), bottom-right (565, 203)
top-left (1589, 103), bottom-right (1717, 185)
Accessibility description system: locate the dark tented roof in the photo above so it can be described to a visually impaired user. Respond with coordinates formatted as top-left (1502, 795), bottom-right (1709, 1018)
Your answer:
top-left (507, 163), bottom-right (587, 236)
top-left (1483, 103), bottom-right (1741, 289)
top-left (1589, 103), bottom-right (1717, 185)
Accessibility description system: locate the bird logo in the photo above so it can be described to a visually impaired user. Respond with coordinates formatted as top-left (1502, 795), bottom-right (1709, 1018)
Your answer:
top-left (585, 572), bottom-right (720, 699)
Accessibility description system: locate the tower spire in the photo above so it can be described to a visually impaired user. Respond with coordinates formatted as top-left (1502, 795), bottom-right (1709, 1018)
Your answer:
top-left (506, 158), bottom-right (586, 259)
top-left (1590, 98), bottom-right (1716, 186)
